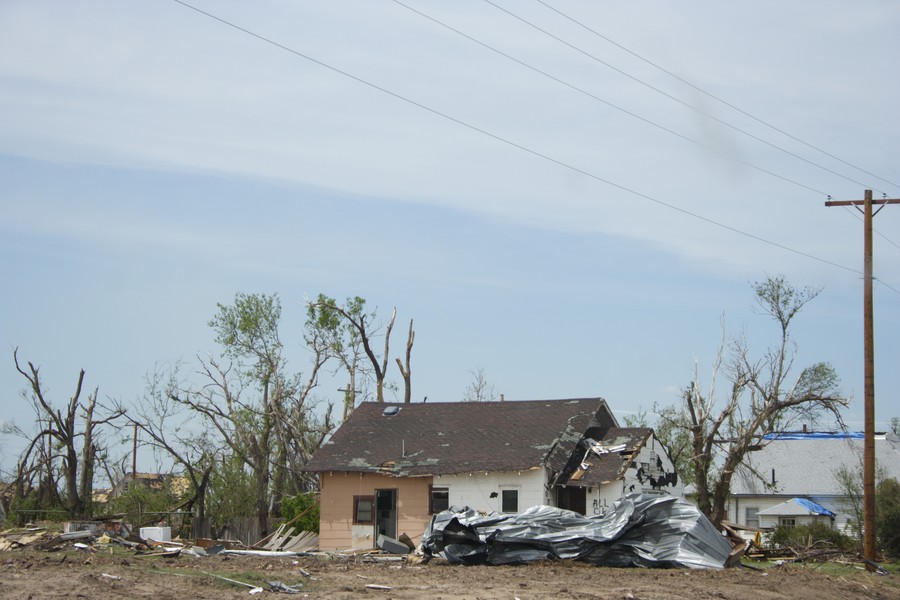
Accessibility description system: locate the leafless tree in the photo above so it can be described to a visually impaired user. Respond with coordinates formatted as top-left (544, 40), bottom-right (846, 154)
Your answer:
top-left (311, 296), bottom-right (414, 404)
top-left (395, 319), bottom-right (415, 403)
top-left (127, 363), bottom-right (216, 523)
top-left (463, 367), bottom-right (497, 402)
top-left (12, 348), bottom-right (124, 518)
top-left (658, 276), bottom-right (848, 527)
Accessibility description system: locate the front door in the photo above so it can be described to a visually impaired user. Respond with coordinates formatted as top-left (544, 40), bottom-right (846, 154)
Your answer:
top-left (375, 489), bottom-right (397, 540)
top-left (557, 486), bottom-right (587, 515)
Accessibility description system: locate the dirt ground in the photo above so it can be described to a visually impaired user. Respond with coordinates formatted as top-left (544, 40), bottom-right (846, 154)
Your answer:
top-left (1, 548), bottom-right (898, 600)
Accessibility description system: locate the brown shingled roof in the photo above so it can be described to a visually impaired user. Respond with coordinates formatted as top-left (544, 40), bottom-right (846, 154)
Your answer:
top-left (305, 398), bottom-right (616, 477)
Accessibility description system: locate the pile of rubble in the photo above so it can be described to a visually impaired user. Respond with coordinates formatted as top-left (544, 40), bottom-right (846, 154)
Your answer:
top-left (0, 521), bottom-right (320, 559)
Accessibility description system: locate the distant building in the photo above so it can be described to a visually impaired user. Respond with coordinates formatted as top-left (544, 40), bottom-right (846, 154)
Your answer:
top-left (726, 431), bottom-right (900, 535)
top-left (108, 472), bottom-right (190, 500)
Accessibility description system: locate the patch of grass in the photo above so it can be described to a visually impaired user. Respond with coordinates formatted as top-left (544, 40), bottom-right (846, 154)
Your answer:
top-left (741, 556), bottom-right (900, 579)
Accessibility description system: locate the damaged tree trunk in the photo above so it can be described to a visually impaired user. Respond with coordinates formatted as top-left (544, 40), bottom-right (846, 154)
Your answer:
top-left (13, 349), bottom-right (123, 519)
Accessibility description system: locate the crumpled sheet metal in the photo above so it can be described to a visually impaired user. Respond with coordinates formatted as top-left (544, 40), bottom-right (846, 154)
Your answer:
top-left (421, 493), bottom-right (733, 569)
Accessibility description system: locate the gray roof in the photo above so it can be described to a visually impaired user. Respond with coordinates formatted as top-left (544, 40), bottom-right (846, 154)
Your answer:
top-left (758, 498), bottom-right (835, 517)
top-left (305, 398), bottom-right (617, 477)
top-left (732, 432), bottom-right (900, 496)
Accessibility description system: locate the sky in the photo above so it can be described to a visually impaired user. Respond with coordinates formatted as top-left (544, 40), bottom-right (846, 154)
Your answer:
top-left (1, 1), bottom-right (899, 476)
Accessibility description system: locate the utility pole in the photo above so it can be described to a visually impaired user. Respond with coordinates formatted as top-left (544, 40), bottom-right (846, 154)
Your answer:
top-left (132, 422), bottom-right (138, 478)
top-left (826, 189), bottom-right (900, 567)
top-left (339, 384), bottom-right (362, 420)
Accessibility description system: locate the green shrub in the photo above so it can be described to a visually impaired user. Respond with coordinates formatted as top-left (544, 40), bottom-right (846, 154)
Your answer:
top-left (107, 482), bottom-right (179, 527)
top-left (280, 492), bottom-right (319, 534)
top-left (768, 521), bottom-right (856, 552)
top-left (8, 492), bottom-right (68, 525)
top-left (877, 478), bottom-right (900, 557)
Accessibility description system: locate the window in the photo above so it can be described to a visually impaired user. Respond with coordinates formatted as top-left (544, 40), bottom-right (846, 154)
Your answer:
top-left (779, 517), bottom-right (796, 528)
top-left (745, 507), bottom-right (759, 529)
top-left (501, 489), bottom-right (519, 513)
top-left (430, 486), bottom-right (449, 514)
top-left (353, 495), bottom-right (374, 524)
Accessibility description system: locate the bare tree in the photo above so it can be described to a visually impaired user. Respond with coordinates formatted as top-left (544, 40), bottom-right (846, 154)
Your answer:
top-left (311, 296), bottom-right (414, 404)
top-left (658, 276), bottom-right (848, 527)
top-left (463, 367), bottom-right (497, 402)
top-left (395, 319), bottom-right (415, 403)
top-left (308, 295), bottom-right (370, 418)
top-left (127, 363), bottom-right (217, 524)
top-left (12, 349), bottom-right (124, 518)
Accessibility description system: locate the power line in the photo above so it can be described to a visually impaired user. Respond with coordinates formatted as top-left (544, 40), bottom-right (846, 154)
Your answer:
top-left (534, 0), bottom-right (900, 193)
top-left (841, 205), bottom-right (900, 253)
top-left (168, 1), bottom-right (893, 286)
top-left (391, 0), bottom-right (827, 197)
top-left (480, 0), bottom-right (886, 195)
top-left (531, 0), bottom-right (900, 254)
top-left (396, 0), bottom-right (900, 257)
top-left (519, 0), bottom-right (900, 253)
top-left (876, 279), bottom-right (900, 296)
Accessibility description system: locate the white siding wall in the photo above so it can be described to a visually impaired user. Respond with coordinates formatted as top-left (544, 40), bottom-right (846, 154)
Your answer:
top-left (584, 482), bottom-right (624, 516)
top-left (728, 496), bottom-right (786, 526)
top-left (433, 469), bottom-right (548, 513)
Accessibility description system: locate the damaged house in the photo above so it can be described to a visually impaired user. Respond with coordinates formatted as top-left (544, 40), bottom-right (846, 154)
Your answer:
top-left (304, 398), bottom-right (682, 550)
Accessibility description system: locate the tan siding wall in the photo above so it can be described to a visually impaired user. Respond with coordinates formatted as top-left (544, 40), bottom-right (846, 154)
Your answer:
top-left (318, 472), bottom-right (432, 551)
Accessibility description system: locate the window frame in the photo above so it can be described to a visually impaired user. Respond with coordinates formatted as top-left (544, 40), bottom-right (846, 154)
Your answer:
top-left (779, 517), bottom-right (796, 528)
top-left (353, 495), bottom-right (375, 524)
top-left (745, 507), bottom-right (760, 529)
top-left (429, 486), bottom-right (449, 514)
top-left (500, 488), bottom-right (519, 514)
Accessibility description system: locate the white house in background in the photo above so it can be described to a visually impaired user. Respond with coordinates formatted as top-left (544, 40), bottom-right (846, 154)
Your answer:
top-left (304, 398), bottom-right (683, 550)
top-left (725, 431), bottom-right (900, 535)
top-left (756, 498), bottom-right (836, 530)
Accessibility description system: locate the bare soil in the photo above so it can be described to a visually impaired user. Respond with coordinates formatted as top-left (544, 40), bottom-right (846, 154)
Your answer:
top-left (1, 549), bottom-right (898, 600)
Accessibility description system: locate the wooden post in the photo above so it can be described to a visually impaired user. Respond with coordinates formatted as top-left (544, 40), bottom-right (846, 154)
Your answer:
top-left (862, 189), bottom-right (876, 566)
top-left (826, 190), bottom-right (899, 568)
top-left (132, 422), bottom-right (138, 479)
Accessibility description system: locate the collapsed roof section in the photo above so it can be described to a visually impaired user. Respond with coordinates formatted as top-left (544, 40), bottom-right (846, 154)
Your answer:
top-left (553, 427), bottom-right (653, 488)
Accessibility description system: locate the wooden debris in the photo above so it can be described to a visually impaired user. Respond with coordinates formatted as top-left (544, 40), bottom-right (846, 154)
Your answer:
top-left (260, 525), bottom-right (319, 552)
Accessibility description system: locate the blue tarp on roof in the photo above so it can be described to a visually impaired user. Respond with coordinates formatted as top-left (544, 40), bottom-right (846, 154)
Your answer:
top-left (793, 498), bottom-right (836, 517)
top-left (763, 432), bottom-right (864, 441)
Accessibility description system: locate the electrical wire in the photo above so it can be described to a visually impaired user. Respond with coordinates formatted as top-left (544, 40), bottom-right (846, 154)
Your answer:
top-left (840, 206), bottom-right (900, 253)
top-left (534, 0), bottom-right (900, 193)
top-left (530, 0), bottom-right (900, 254)
top-left (480, 0), bottom-right (887, 196)
top-left (168, 1), bottom-right (900, 293)
top-left (488, 0), bottom-right (900, 254)
top-left (391, 0), bottom-right (827, 197)
top-left (396, 0), bottom-right (900, 260)
top-left (876, 279), bottom-right (900, 296)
